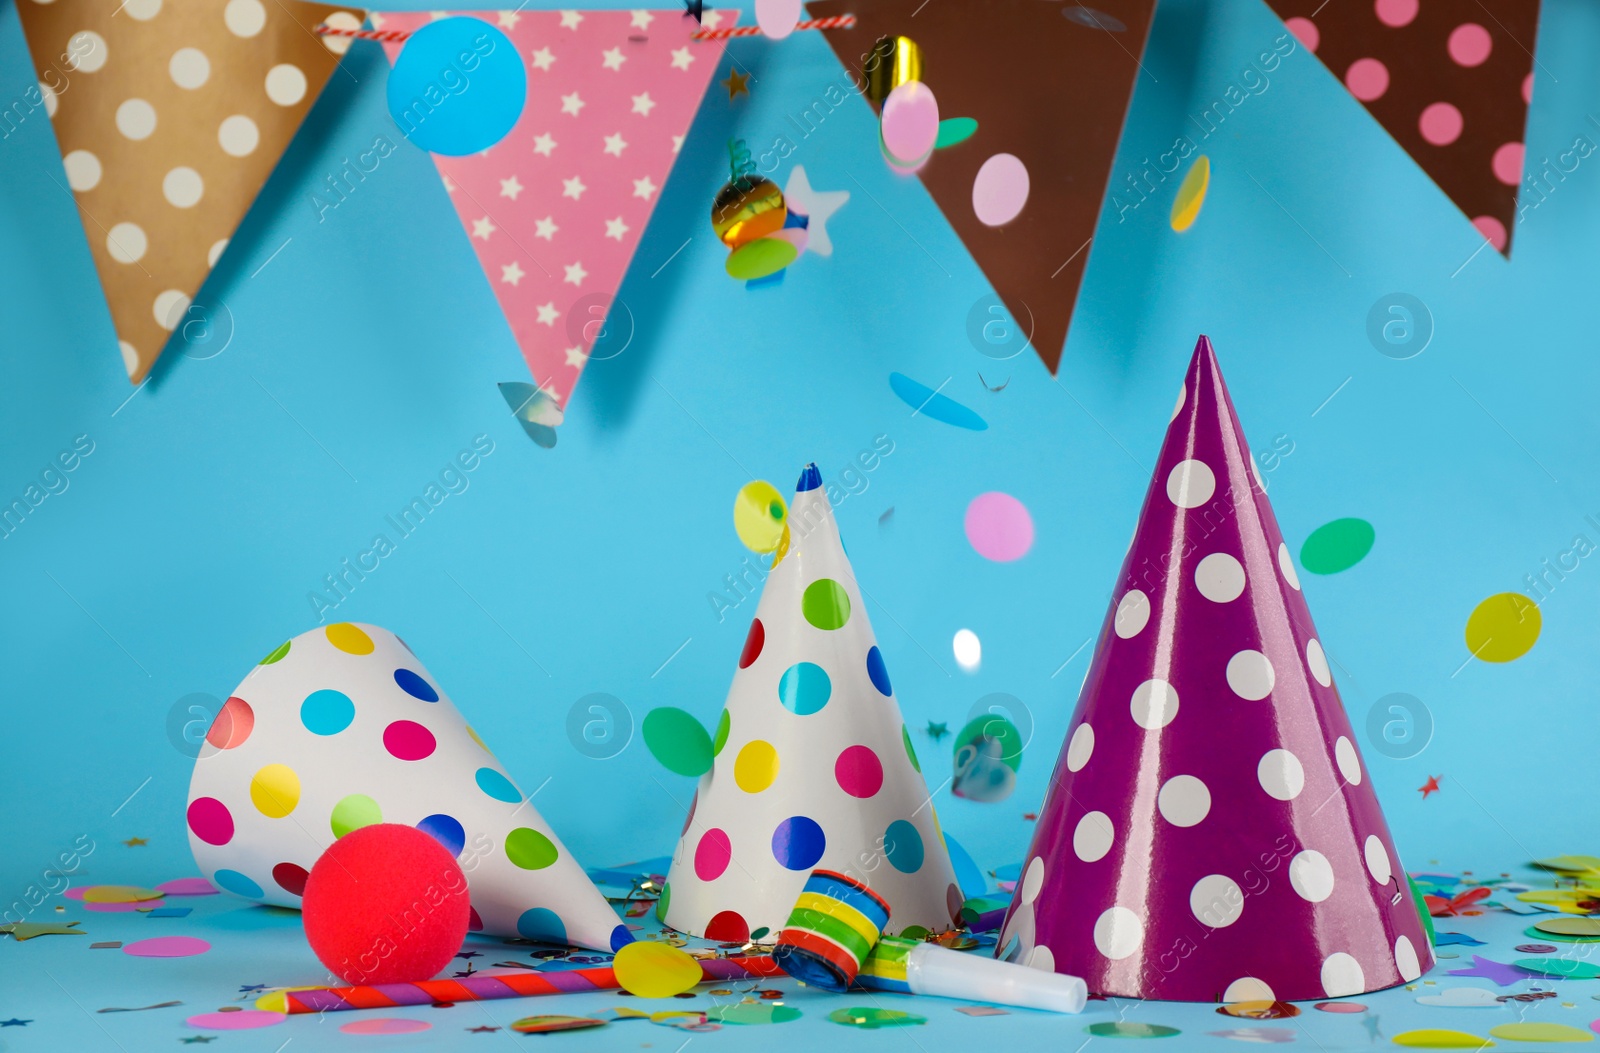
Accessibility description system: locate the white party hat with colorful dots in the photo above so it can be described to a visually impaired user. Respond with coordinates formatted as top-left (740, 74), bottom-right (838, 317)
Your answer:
top-left (1001, 338), bottom-right (1431, 1001)
top-left (659, 464), bottom-right (961, 942)
top-left (186, 623), bottom-right (632, 953)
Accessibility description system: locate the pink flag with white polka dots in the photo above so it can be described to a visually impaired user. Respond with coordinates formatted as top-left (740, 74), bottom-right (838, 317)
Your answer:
top-left (377, 9), bottom-right (734, 408)
top-left (187, 622), bottom-right (632, 954)
top-left (1267, 0), bottom-right (1538, 255)
top-left (659, 465), bottom-right (962, 943)
top-left (1001, 337), bottom-right (1432, 1002)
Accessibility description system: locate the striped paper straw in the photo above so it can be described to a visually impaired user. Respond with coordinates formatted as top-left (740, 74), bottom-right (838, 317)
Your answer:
top-left (690, 15), bottom-right (855, 40)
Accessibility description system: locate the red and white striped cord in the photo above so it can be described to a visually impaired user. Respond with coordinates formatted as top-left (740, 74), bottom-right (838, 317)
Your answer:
top-left (313, 13), bottom-right (854, 45)
top-left (314, 24), bottom-right (410, 43)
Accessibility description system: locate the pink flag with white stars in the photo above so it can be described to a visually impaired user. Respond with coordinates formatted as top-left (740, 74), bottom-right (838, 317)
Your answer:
top-left (379, 8), bottom-right (735, 406)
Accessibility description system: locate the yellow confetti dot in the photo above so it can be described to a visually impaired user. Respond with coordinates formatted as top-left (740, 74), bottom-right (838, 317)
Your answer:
top-left (1489, 1023), bottom-right (1593, 1043)
top-left (325, 622), bottom-right (375, 655)
top-left (1464, 592), bottom-right (1540, 662)
top-left (82, 885), bottom-right (163, 904)
top-left (250, 764), bottom-right (301, 818)
top-left (1392, 1030), bottom-right (1494, 1048)
top-left (1170, 155), bottom-right (1210, 233)
top-left (734, 740), bottom-right (779, 793)
top-left (612, 941), bottom-right (704, 999)
top-left (734, 481), bottom-right (788, 554)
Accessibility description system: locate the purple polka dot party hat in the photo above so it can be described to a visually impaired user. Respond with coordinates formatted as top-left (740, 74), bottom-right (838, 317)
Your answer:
top-left (1001, 337), bottom-right (1432, 1002)
top-left (186, 623), bottom-right (632, 953)
top-left (659, 465), bottom-right (961, 942)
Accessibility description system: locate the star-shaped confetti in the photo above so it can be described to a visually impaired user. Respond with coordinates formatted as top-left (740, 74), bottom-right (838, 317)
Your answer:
top-left (456, 951), bottom-right (482, 960)
top-left (238, 984), bottom-right (267, 993)
top-left (722, 68), bottom-right (750, 100)
top-left (1446, 955), bottom-right (1528, 987)
top-left (0, 921), bottom-right (84, 941)
top-left (683, 0), bottom-right (704, 23)
top-left (1, 1019), bottom-right (32, 1027)
top-left (1419, 775), bottom-right (1442, 798)
top-left (784, 165), bottom-right (849, 257)
top-left (180, 1037), bottom-right (216, 1044)
top-left (467, 1025), bottom-right (501, 1032)
top-left (926, 721), bottom-right (949, 741)
top-left (123, 837), bottom-right (148, 847)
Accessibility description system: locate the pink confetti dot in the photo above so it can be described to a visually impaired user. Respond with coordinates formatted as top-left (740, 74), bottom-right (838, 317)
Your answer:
top-left (1492, 142), bottom-right (1525, 185)
top-left (382, 719), bottom-right (437, 761)
top-left (1419, 102), bottom-right (1464, 146)
top-left (834, 745), bottom-right (884, 799)
top-left (156, 877), bottom-right (218, 896)
top-left (340, 1018), bottom-right (432, 1035)
top-left (1345, 58), bottom-right (1390, 102)
top-left (1284, 16), bottom-right (1318, 51)
top-left (185, 1010), bottom-right (285, 1030)
top-left (964, 492), bottom-right (1035, 562)
top-left (124, 936), bottom-right (211, 958)
top-left (881, 81), bottom-right (939, 166)
top-left (694, 828), bottom-right (731, 881)
top-left (1374, 0), bottom-right (1418, 28)
top-left (1472, 215), bottom-right (1507, 251)
top-left (1448, 23), bottom-right (1493, 66)
top-left (84, 901), bottom-right (145, 913)
top-left (971, 154), bottom-right (1030, 227)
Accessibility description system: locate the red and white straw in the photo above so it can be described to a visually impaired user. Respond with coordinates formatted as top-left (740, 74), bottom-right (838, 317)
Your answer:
top-left (691, 14), bottom-right (855, 39)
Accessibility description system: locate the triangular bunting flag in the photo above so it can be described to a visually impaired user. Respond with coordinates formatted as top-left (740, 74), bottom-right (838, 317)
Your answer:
top-left (1002, 337), bottom-right (1431, 1000)
top-left (660, 465), bottom-right (961, 941)
top-left (813, 0), bottom-right (1156, 374)
top-left (16, 0), bottom-right (364, 383)
top-left (378, 9), bottom-right (733, 408)
top-left (1264, 1), bottom-right (1537, 254)
top-left (188, 622), bottom-right (631, 953)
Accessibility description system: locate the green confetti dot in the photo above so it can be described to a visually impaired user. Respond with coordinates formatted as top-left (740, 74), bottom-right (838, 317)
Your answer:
top-left (329, 794), bottom-right (381, 839)
top-left (712, 710), bottom-right (731, 756)
top-left (828, 1007), bottom-right (926, 1029)
top-left (897, 925), bottom-right (930, 940)
top-left (505, 828), bottom-right (559, 870)
top-left (710, 1004), bottom-right (802, 1024)
top-left (934, 116), bottom-right (978, 148)
top-left (1299, 518), bottom-right (1375, 574)
top-left (1084, 1022), bottom-right (1181, 1038)
top-left (642, 707), bottom-right (714, 777)
top-left (902, 724), bottom-right (920, 772)
top-left (259, 640), bottom-right (290, 665)
top-left (802, 579), bottom-right (851, 630)
top-left (749, 926), bottom-right (770, 941)
top-left (1513, 957), bottom-right (1600, 978)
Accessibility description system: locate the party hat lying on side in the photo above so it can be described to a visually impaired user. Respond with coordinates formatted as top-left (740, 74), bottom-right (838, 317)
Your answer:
top-left (187, 623), bottom-right (631, 952)
top-left (1002, 337), bottom-right (1431, 1001)
top-left (660, 465), bottom-right (961, 941)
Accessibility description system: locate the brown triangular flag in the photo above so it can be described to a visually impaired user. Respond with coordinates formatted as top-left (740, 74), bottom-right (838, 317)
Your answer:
top-left (813, 0), bottom-right (1156, 374)
top-left (17, 0), bottom-right (364, 382)
top-left (1263, 1), bottom-right (1537, 255)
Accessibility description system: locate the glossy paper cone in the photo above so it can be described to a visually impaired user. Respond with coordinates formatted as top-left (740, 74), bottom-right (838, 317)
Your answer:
top-left (1000, 338), bottom-right (1432, 1001)
top-left (660, 466), bottom-right (960, 941)
top-left (187, 623), bottom-right (630, 953)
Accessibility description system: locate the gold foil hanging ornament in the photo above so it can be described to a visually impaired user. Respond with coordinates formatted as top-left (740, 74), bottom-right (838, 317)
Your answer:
top-left (864, 34), bottom-right (922, 104)
top-left (712, 139), bottom-right (786, 249)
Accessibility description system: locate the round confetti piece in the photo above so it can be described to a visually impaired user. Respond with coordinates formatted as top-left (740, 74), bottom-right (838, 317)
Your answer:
top-left (387, 18), bottom-right (525, 155)
top-left (1300, 518), bottom-right (1376, 574)
top-left (707, 1003), bottom-right (801, 1024)
top-left (1489, 1022), bottom-right (1594, 1043)
top-left (155, 878), bottom-right (217, 896)
top-left (754, 0), bottom-right (802, 38)
top-left (185, 1010), bottom-right (285, 1030)
top-left (972, 153), bottom-right (1029, 226)
top-left (935, 116), bottom-right (978, 148)
top-left (124, 936), bottom-right (211, 958)
top-left (1392, 1029), bottom-right (1494, 1048)
top-left (510, 1015), bottom-right (606, 1033)
top-left (1084, 1022), bottom-right (1181, 1038)
top-left (82, 885), bottom-right (164, 903)
top-left (1218, 1001), bottom-right (1299, 1019)
top-left (829, 1007), bottom-right (927, 1028)
top-left (643, 707), bottom-right (714, 777)
top-left (1535, 917), bottom-right (1600, 937)
top-left (734, 481), bottom-right (788, 553)
top-left (888, 371), bottom-right (988, 430)
top-left (1516, 943), bottom-right (1559, 953)
top-left (1313, 1001), bottom-right (1368, 1013)
top-left (881, 81), bottom-right (940, 166)
top-left (339, 1017), bottom-right (433, 1034)
top-left (614, 941), bottom-right (704, 998)
top-left (1170, 155), bottom-right (1210, 232)
top-left (1465, 592), bottom-right (1540, 662)
top-left (964, 491), bottom-right (1035, 561)
top-left (726, 237), bottom-right (797, 281)
top-left (1516, 957), bottom-right (1600, 979)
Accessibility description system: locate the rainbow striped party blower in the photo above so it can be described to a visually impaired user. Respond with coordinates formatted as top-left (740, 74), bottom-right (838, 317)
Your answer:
top-left (858, 935), bottom-right (1088, 1014)
top-left (772, 870), bottom-right (892, 991)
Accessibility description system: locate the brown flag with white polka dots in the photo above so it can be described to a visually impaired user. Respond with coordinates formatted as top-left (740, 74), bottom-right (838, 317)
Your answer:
top-left (16, 0), bottom-right (364, 383)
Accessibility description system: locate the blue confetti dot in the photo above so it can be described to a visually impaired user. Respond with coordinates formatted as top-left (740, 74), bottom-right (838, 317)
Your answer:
top-left (778, 662), bottom-right (832, 715)
top-left (517, 907), bottom-right (566, 943)
top-left (394, 668), bottom-right (439, 702)
top-left (386, 17), bottom-right (526, 156)
top-left (212, 868), bottom-right (263, 899)
top-left (772, 816), bottom-right (826, 870)
top-left (884, 819), bottom-right (924, 874)
top-left (889, 372), bottom-right (988, 431)
top-left (475, 767), bottom-right (521, 803)
top-left (609, 924), bottom-right (635, 951)
top-left (300, 689), bottom-right (354, 736)
top-left (416, 813), bottom-right (466, 857)
top-left (866, 646), bottom-right (892, 696)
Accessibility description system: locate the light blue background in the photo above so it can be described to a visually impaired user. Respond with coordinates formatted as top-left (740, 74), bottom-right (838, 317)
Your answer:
top-left (3, 0), bottom-right (1598, 1045)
